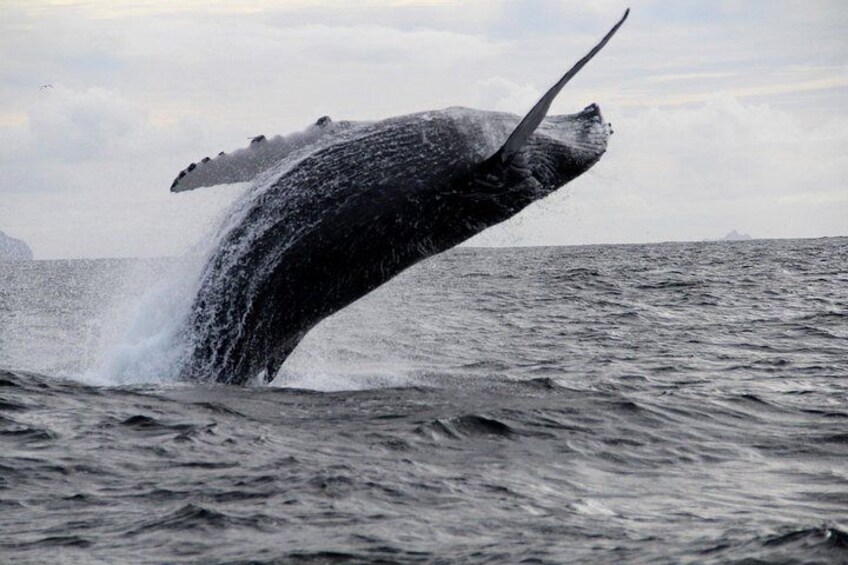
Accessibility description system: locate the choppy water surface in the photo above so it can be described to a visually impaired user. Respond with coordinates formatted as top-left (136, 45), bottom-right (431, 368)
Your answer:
top-left (1, 238), bottom-right (847, 564)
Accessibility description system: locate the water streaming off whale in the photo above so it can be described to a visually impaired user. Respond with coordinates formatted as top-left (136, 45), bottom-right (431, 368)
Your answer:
top-left (160, 11), bottom-right (629, 385)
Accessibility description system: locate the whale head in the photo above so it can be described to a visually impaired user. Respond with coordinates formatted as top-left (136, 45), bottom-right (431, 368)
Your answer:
top-left (452, 9), bottom-right (627, 226)
top-left (475, 103), bottom-right (610, 216)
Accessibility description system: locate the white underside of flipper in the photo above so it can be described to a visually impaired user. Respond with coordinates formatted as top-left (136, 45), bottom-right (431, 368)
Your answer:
top-left (170, 117), bottom-right (362, 192)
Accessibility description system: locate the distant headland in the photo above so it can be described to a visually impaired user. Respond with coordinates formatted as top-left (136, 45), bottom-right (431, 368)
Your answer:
top-left (0, 231), bottom-right (33, 261)
top-left (722, 230), bottom-right (752, 241)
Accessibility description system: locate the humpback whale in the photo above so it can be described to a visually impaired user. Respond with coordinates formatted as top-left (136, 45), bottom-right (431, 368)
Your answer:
top-left (171, 10), bottom-right (629, 385)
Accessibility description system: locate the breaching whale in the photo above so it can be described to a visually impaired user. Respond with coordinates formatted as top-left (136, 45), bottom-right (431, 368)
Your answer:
top-left (171, 10), bottom-right (629, 385)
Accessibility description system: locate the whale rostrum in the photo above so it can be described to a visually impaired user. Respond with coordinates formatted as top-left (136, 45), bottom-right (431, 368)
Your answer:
top-left (172, 10), bottom-right (629, 384)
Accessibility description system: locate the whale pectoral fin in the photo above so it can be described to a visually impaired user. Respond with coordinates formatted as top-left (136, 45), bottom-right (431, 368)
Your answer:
top-left (170, 140), bottom-right (279, 193)
top-left (492, 8), bottom-right (629, 166)
top-left (169, 117), bottom-right (359, 193)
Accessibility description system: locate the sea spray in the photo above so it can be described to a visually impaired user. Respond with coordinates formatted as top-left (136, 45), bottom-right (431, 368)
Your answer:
top-left (87, 185), bottom-right (255, 385)
top-left (87, 256), bottom-right (205, 385)
top-left (88, 140), bottom-right (340, 386)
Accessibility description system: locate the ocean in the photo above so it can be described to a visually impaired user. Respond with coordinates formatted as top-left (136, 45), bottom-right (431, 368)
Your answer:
top-left (1, 238), bottom-right (847, 564)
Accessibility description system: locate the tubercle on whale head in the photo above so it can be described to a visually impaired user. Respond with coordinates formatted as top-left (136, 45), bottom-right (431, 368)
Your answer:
top-left (541, 103), bottom-right (610, 152)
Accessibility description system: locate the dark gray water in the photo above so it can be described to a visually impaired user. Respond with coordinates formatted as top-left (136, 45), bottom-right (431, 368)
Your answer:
top-left (1, 239), bottom-right (847, 564)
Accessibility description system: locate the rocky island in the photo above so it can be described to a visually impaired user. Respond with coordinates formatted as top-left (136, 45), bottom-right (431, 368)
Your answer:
top-left (722, 230), bottom-right (753, 241)
top-left (0, 230), bottom-right (33, 261)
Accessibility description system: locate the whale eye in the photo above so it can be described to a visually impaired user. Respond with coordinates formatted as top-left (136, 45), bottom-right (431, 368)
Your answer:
top-left (218, 151), bottom-right (225, 156)
top-left (316, 116), bottom-right (332, 127)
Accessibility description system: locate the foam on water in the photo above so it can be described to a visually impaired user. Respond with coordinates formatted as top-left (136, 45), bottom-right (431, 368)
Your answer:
top-left (279, 334), bottom-right (422, 391)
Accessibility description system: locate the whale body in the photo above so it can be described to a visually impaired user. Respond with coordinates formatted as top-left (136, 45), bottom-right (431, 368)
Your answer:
top-left (172, 10), bottom-right (628, 385)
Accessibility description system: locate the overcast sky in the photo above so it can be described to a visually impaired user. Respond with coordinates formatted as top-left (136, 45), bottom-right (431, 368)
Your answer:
top-left (1, 0), bottom-right (846, 259)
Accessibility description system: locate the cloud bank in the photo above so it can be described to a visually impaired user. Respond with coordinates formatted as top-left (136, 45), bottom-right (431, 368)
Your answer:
top-left (0, 0), bottom-right (845, 258)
